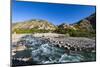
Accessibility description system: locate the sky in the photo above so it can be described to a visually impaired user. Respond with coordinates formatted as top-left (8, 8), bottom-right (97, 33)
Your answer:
top-left (12, 0), bottom-right (96, 25)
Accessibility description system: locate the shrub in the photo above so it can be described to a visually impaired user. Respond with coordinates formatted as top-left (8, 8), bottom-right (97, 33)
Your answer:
top-left (13, 28), bottom-right (51, 34)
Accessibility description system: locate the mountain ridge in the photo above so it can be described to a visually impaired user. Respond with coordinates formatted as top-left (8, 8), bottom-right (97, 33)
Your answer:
top-left (12, 13), bottom-right (96, 37)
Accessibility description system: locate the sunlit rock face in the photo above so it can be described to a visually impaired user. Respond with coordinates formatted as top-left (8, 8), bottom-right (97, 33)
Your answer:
top-left (12, 19), bottom-right (56, 31)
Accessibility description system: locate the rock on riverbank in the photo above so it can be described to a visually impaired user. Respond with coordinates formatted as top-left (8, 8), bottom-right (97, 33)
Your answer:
top-left (12, 33), bottom-right (96, 53)
top-left (12, 33), bottom-right (96, 66)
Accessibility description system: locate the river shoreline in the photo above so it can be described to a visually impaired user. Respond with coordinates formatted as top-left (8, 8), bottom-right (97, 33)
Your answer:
top-left (12, 33), bottom-right (96, 66)
top-left (12, 33), bottom-right (96, 52)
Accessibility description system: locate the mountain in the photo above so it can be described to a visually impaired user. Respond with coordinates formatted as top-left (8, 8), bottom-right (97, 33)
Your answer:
top-left (55, 13), bottom-right (96, 37)
top-left (73, 13), bottom-right (96, 32)
top-left (12, 13), bottom-right (96, 37)
top-left (58, 13), bottom-right (96, 33)
top-left (86, 13), bottom-right (96, 30)
top-left (12, 19), bottom-right (56, 32)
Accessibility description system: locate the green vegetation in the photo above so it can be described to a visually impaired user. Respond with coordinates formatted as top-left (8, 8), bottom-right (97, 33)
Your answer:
top-left (13, 28), bottom-right (51, 34)
top-left (12, 13), bottom-right (96, 37)
top-left (53, 27), bottom-right (95, 37)
top-left (69, 31), bottom-right (95, 37)
top-left (13, 27), bottom-right (95, 37)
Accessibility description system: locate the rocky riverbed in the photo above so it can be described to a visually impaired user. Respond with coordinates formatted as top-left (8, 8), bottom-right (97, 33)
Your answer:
top-left (45, 37), bottom-right (96, 52)
top-left (12, 34), bottom-right (96, 66)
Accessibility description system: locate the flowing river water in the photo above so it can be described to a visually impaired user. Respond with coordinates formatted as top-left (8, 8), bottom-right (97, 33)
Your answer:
top-left (12, 35), bottom-right (96, 65)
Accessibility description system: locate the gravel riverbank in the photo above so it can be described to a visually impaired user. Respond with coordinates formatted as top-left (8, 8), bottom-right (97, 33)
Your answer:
top-left (12, 33), bottom-right (96, 66)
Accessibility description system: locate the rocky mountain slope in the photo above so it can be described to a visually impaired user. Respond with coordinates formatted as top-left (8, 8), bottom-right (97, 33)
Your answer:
top-left (12, 19), bottom-right (56, 31)
top-left (12, 13), bottom-right (96, 36)
top-left (73, 13), bottom-right (96, 32)
top-left (58, 13), bottom-right (96, 33)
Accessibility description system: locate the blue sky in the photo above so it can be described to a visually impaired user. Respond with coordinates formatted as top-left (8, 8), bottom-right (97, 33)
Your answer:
top-left (12, 0), bottom-right (96, 25)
